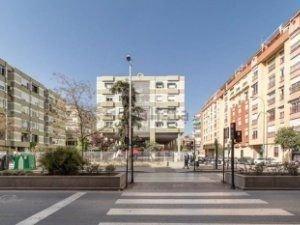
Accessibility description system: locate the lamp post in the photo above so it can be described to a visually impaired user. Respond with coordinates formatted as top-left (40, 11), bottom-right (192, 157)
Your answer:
top-left (125, 54), bottom-right (134, 184)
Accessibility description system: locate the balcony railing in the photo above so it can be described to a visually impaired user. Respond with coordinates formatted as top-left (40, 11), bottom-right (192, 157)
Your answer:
top-left (267, 98), bottom-right (275, 106)
top-left (290, 82), bottom-right (300, 94)
top-left (268, 81), bottom-right (275, 89)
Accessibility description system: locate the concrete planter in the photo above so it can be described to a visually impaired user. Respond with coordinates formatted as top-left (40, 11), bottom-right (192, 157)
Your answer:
top-left (225, 172), bottom-right (300, 190)
top-left (0, 172), bottom-right (126, 190)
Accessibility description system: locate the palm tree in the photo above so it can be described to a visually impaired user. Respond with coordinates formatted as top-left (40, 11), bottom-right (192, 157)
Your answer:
top-left (110, 81), bottom-right (144, 148)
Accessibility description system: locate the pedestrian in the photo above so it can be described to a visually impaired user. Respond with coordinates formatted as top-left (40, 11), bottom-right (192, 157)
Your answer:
top-left (184, 153), bottom-right (189, 169)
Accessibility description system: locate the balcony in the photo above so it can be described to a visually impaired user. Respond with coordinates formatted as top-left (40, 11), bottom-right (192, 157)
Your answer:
top-left (101, 127), bottom-right (115, 133)
top-left (251, 120), bottom-right (258, 126)
top-left (100, 102), bottom-right (114, 107)
top-left (289, 82), bottom-right (300, 101)
top-left (102, 115), bottom-right (115, 121)
top-left (100, 89), bottom-right (112, 95)
top-left (290, 62), bottom-right (300, 79)
top-left (156, 101), bottom-right (179, 107)
top-left (167, 89), bottom-right (179, 94)
top-left (267, 98), bottom-right (275, 106)
top-left (268, 81), bottom-right (275, 90)
top-left (155, 127), bottom-right (180, 133)
top-left (252, 75), bottom-right (258, 82)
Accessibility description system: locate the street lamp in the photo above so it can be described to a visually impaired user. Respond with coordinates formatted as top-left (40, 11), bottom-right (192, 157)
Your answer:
top-left (125, 54), bottom-right (134, 184)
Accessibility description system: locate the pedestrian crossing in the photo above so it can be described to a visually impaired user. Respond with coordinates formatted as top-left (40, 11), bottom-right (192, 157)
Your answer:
top-left (99, 191), bottom-right (299, 225)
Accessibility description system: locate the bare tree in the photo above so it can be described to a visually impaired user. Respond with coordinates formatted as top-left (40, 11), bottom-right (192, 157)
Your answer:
top-left (53, 73), bottom-right (97, 155)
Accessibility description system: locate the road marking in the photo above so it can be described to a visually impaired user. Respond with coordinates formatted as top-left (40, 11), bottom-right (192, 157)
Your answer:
top-left (122, 192), bottom-right (249, 197)
top-left (107, 208), bottom-right (293, 216)
top-left (99, 223), bottom-right (300, 225)
top-left (116, 198), bottom-right (267, 204)
top-left (15, 192), bottom-right (86, 225)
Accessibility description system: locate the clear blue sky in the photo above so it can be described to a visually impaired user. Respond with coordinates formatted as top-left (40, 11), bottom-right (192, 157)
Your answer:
top-left (0, 0), bottom-right (299, 133)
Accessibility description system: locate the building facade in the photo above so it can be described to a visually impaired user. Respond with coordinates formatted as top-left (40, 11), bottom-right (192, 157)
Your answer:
top-left (97, 74), bottom-right (185, 150)
top-left (0, 58), bottom-right (66, 151)
top-left (198, 11), bottom-right (300, 161)
top-left (193, 112), bottom-right (202, 154)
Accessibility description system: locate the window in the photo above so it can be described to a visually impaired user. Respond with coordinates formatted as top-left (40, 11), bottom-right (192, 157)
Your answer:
top-left (290, 98), bottom-right (300, 114)
top-left (268, 109), bottom-right (275, 122)
top-left (31, 134), bottom-right (38, 143)
top-left (167, 83), bottom-right (177, 89)
top-left (106, 96), bottom-right (113, 102)
top-left (156, 95), bottom-right (163, 102)
top-left (252, 103), bottom-right (258, 111)
top-left (156, 122), bottom-right (164, 127)
top-left (21, 133), bottom-right (30, 142)
top-left (105, 121), bottom-right (113, 127)
top-left (291, 61), bottom-right (300, 75)
top-left (31, 84), bottom-right (38, 94)
top-left (252, 130), bottom-right (258, 139)
top-left (290, 40), bottom-right (300, 59)
top-left (105, 83), bottom-right (113, 89)
top-left (268, 58), bottom-right (275, 72)
top-left (252, 119), bottom-right (258, 125)
top-left (167, 121), bottom-right (177, 128)
top-left (279, 110), bottom-right (284, 119)
top-left (279, 50), bottom-right (285, 64)
top-left (252, 82), bottom-right (258, 96)
top-left (280, 67), bottom-right (284, 81)
top-left (0, 80), bottom-right (5, 91)
top-left (252, 70), bottom-right (258, 81)
top-left (167, 107), bottom-right (176, 114)
top-left (274, 147), bottom-right (279, 157)
top-left (268, 74), bottom-right (275, 89)
top-left (279, 87), bottom-right (284, 100)
top-left (22, 120), bottom-right (30, 129)
top-left (0, 66), bottom-right (5, 76)
top-left (167, 95), bottom-right (176, 102)
top-left (156, 82), bottom-right (164, 89)
top-left (0, 98), bottom-right (6, 108)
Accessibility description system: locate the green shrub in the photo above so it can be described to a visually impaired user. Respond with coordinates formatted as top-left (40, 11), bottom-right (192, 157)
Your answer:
top-left (254, 164), bottom-right (264, 175)
top-left (0, 170), bottom-right (34, 176)
top-left (40, 147), bottom-right (86, 175)
top-left (283, 162), bottom-right (299, 176)
top-left (105, 164), bottom-right (116, 173)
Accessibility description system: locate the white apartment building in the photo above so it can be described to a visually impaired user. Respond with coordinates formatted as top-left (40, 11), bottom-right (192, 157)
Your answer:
top-left (97, 74), bottom-right (185, 150)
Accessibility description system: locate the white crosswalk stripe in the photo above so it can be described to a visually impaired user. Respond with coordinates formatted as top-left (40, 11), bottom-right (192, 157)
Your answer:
top-left (122, 192), bottom-right (249, 197)
top-left (101, 191), bottom-right (296, 225)
top-left (116, 198), bottom-right (267, 204)
top-left (107, 208), bottom-right (293, 216)
top-left (99, 224), bottom-right (300, 225)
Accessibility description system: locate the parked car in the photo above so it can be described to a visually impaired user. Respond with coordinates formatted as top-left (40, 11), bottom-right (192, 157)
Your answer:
top-left (266, 158), bottom-right (281, 166)
top-left (238, 157), bottom-right (254, 165)
top-left (254, 157), bottom-right (267, 165)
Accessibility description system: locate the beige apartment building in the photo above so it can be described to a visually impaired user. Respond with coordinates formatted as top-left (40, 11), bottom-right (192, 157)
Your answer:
top-left (97, 74), bottom-right (185, 150)
top-left (198, 11), bottom-right (300, 161)
top-left (0, 58), bottom-right (66, 152)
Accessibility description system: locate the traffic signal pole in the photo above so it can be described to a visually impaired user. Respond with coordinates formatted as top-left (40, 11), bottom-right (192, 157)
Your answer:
top-left (230, 123), bottom-right (236, 189)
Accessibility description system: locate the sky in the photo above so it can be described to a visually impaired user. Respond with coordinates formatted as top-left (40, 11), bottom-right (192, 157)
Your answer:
top-left (0, 0), bottom-right (299, 133)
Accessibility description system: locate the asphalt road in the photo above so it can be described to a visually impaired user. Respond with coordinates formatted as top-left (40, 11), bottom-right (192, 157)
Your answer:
top-left (0, 172), bottom-right (300, 225)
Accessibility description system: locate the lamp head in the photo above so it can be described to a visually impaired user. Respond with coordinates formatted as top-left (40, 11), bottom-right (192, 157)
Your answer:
top-left (125, 54), bottom-right (132, 62)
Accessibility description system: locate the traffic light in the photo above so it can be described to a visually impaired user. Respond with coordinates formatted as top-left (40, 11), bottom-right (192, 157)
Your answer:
top-left (230, 123), bottom-right (236, 139)
top-left (235, 130), bottom-right (242, 143)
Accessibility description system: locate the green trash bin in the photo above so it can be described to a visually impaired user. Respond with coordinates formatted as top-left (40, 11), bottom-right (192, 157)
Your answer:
top-left (14, 153), bottom-right (36, 170)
